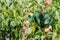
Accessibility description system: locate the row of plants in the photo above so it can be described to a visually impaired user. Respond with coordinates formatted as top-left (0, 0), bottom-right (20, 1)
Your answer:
top-left (0, 0), bottom-right (60, 40)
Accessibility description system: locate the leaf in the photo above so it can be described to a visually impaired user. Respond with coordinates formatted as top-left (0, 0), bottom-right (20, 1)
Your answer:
top-left (14, 28), bottom-right (19, 38)
top-left (52, 32), bottom-right (57, 40)
top-left (41, 35), bottom-right (45, 40)
top-left (10, 21), bottom-right (16, 27)
top-left (25, 28), bottom-right (32, 34)
top-left (35, 35), bottom-right (40, 39)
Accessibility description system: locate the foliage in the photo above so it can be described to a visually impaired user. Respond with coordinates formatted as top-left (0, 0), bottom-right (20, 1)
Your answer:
top-left (0, 0), bottom-right (60, 40)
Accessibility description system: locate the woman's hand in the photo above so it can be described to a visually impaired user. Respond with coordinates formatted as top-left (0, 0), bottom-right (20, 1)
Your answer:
top-left (44, 0), bottom-right (52, 6)
top-left (45, 25), bottom-right (52, 33)
top-left (45, 28), bottom-right (50, 33)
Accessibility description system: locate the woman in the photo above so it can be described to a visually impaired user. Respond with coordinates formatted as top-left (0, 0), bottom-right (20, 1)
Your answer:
top-left (24, 0), bottom-right (52, 33)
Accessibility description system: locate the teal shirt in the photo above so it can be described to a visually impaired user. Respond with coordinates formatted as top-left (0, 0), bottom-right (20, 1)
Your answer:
top-left (28, 12), bottom-right (53, 26)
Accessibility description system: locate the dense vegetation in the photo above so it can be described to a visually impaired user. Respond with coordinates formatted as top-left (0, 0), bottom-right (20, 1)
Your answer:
top-left (0, 0), bottom-right (60, 40)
